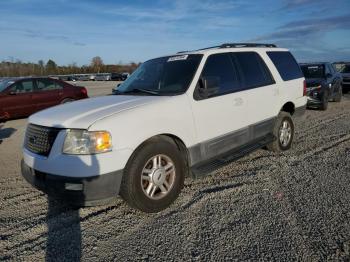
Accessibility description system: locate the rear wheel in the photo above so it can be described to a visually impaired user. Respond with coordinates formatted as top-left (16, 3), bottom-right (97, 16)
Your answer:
top-left (267, 112), bottom-right (294, 152)
top-left (334, 85), bottom-right (342, 102)
top-left (61, 98), bottom-right (74, 104)
top-left (120, 137), bottom-right (185, 213)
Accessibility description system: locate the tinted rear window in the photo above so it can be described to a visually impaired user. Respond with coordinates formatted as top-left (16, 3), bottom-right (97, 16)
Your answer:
top-left (233, 52), bottom-right (274, 89)
top-left (267, 51), bottom-right (303, 81)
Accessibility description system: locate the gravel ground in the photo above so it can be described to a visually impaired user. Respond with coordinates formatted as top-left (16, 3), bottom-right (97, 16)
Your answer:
top-left (0, 90), bottom-right (350, 261)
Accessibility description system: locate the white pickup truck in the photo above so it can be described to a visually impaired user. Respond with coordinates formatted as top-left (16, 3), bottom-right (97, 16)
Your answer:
top-left (22, 43), bottom-right (306, 212)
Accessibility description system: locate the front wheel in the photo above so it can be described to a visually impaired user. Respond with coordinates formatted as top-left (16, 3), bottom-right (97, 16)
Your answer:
top-left (320, 92), bottom-right (329, 110)
top-left (120, 137), bottom-right (185, 213)
top-left (267, 112), bottom-right (294, 152)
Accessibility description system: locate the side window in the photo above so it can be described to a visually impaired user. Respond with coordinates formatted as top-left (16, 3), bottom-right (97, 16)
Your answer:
top-left (267, 51), bottom-right (303, 81)
top-left (233, 52), bottom-right (274, 89)
top-left (11, 80), bottom-right (34, 93)
top-left (200, 53), bottom-right (240, 96)
top-left (36, 79), bottom-right (62, 91)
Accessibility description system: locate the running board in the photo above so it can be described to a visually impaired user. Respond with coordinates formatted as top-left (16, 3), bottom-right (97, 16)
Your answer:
top-left (190, 134), bottom-right (275, 178)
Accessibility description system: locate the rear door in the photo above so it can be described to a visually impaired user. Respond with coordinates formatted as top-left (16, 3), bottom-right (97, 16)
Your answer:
top-left (2, 80), bottom-right (35, 118)
top-left (32, 78), bottom-right (62, 113)
top-left (231, 51), bottom-right (277, 132)
top-left (266, 51), bottom-right (305, 110)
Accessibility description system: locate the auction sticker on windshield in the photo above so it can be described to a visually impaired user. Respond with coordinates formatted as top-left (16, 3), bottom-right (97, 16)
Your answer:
top-left (167, 55), bottom-right (188, 62)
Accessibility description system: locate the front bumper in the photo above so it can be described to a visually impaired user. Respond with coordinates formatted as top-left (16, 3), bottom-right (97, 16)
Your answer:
top-left (21, 160), bottom-right (123, 206)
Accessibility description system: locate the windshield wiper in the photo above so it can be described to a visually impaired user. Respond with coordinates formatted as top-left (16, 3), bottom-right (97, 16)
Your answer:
top-left (116, 88), bottom-right (160, 95)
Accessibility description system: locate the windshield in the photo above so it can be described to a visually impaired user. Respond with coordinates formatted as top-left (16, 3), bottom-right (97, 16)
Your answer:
top-left (0, 79), bottom-right (15, 92)
top-left (114, 54), bottom-right (203, 95)
top-left (340, 64), bottom-right (350, 73)
top-left (301, 65), bottom-right (325, 79)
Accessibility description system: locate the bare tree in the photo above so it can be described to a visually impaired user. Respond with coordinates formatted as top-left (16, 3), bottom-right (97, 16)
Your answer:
top-left (91, 56), bottom-right (104, 73)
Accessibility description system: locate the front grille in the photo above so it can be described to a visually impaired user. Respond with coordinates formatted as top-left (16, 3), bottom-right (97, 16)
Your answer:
top-left (24, 124), bottom-right (61, 156)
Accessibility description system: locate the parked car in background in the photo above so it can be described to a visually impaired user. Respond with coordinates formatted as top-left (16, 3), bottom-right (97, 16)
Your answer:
top-left (21, 43), bottom-right (306, 212)
top-left (300, 62), bottom-right (342, 110)
top-left (333, 62), bottom-right (350, 93)
top-left (111, 73), bottom-right (124, 81)
top-left (75, 74), bottom-right (90, 81)
top-left (0, 77), bottom-right (88, 121)
top-left (94, 73), bottom-right (111, 81)
top-left (121, 72), bottom-right (130, 80)
top-left (111, 72), bottom-right (130, 81)
top-left (58, 75), bottom-right (76, 81)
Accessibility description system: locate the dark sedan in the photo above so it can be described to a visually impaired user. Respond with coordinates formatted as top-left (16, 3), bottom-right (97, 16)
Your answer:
top-left (0, 77), bottom-right (88, 121)
top-left (300, 62), bottom-right (342, 110)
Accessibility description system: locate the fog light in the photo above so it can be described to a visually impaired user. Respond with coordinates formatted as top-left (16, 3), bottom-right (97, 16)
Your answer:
top-left (65, 183), bottom-right (83, 191)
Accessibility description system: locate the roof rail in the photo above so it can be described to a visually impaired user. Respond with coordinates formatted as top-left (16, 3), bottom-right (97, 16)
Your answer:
top-left (220, 43), bottom-right (277, 48)
top-left (176, 43), bottom-right (277, 54)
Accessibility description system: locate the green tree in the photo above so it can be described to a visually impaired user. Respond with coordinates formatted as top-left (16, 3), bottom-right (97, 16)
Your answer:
top-left (46, 59), bottom-right (57, 75)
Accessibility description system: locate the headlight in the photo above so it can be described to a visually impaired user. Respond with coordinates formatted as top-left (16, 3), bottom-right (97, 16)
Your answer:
top-left (63, 130), bottom-right (112, 155)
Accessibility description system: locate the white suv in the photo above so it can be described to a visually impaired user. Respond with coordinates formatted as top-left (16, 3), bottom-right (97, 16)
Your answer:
top-left (21, 43), bottom-right (306, 212)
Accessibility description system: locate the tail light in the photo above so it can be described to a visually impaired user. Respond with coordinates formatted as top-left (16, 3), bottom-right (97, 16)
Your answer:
top-left (303, 80), bottom-right (307, 96)
top-left (81, 87), bottom-right (87, 96)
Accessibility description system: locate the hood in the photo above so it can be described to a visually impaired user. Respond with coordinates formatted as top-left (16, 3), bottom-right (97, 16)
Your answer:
top-left (305, 78), bottom-right (324, 87)
top-left (29, 95), bottom-right (166, 129)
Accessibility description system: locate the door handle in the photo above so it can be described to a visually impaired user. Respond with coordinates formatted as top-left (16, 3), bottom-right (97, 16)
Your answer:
top-left (233, 97), bottom-right (243, 106)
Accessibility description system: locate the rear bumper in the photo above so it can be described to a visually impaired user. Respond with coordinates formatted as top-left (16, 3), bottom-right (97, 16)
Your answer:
top-left (21, 160), bottom-right (123, 206)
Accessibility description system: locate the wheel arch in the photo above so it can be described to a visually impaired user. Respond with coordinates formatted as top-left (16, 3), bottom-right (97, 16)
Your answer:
top-left (128, 133), bottom-right (192, 177)
top-left (280, 101), bottom-right (295, 115)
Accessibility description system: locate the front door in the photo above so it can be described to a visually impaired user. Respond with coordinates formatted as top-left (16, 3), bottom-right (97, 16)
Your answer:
top-left (190, 52), bottom-right (249, 161)
top-left (2, 80), bottom-right (35, 118)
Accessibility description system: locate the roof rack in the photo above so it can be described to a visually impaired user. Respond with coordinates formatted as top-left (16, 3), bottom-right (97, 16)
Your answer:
top-left (219, 43), bottom-right (277, 48)
top-left (177, 43), bottom-right (277, 54)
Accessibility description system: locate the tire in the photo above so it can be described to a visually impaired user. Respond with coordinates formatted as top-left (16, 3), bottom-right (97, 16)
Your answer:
top-left (334, 85), bottom-right (342, 102)
top-left (120, 137), bottom-right (185, 213)
top-left (267, 112), bottom-right (294, 152)
top-left (320, 92), bottom-right (329, 111)
top-left (61, 98), bottom-right (74, 104)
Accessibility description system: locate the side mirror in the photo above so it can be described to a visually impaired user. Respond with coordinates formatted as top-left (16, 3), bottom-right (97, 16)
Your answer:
top-left (196, 76), bottom-right (220, 99)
